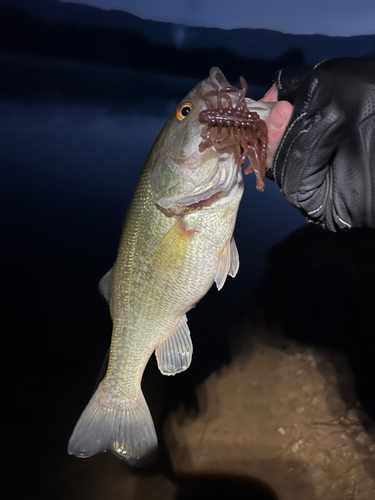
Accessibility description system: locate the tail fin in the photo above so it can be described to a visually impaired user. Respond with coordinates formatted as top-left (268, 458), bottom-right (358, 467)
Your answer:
top-left (68, 382), bottom-right (157, 465)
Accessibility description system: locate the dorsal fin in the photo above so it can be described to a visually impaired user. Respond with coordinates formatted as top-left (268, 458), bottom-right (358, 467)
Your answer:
top-left (98, 268), bottom-right (113, 303)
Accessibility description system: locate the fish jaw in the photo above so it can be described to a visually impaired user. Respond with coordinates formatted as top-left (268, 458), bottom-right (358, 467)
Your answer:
top-left (245, 98), bottom-right (276, 119)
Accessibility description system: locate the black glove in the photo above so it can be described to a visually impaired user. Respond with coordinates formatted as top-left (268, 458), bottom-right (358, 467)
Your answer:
top-left (268, 58), bottom-right (375, 231)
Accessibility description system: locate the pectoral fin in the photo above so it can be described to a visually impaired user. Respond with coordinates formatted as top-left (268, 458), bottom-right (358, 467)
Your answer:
top-left (98, 268), bottom-right (113, 303)
top-left (228, 237), bottom-right (239, 278)
top-left (214, 237), bottom-right (240, 291)
top-left (155, 315), bottom-right (193, 376)
top-left (152, 218), bottom-right (196, 272)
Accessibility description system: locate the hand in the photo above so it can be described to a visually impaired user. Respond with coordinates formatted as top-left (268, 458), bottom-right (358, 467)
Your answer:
top-left (263, 85), bottom-right (293, 169)
top-left (264, 58), bottom-right (375, 231)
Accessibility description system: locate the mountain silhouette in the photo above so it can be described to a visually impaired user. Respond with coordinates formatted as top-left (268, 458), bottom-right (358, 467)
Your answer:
top-left (1, 0), bottom-right (375, 84)
top-left (3, 0), bottom-right (375, 63)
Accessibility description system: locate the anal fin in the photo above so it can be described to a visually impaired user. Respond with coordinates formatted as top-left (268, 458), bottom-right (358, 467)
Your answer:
top-left (155, 315), bottom-right (193, 376)
top-left (214, 236), bottom-right (240, 290)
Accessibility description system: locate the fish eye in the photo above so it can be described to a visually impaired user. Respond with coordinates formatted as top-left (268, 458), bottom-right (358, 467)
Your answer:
top-left (175, 102), bottom-right (193, 121)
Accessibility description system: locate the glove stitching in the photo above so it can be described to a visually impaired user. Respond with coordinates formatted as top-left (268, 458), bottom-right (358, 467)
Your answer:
top-left (308, 204), bottom-right (323, 215)
top-left (273, 111), bottom-right (307, 183)
top-left (302, 77), bottom-right (319, 114)
top-left (312, 60), bottom-right (326, 71)
top-left (337, 216), bottom-right (351, 229)
top-left (276, 69), bottom-right (283, 91)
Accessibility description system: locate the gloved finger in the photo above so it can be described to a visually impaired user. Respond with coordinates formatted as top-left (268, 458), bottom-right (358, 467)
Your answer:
top-left (273, 98), bottom-right (345, 197)
top-left (293, 67), bottom-right (335, 119)
top-left (275, 64), bottom-right (314, 103)
top-left (272, 69), bottom-right (337, 187)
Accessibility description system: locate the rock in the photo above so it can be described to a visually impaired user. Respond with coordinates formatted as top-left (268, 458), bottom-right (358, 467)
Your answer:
top-left (164, 328), bottom-right (375, 500)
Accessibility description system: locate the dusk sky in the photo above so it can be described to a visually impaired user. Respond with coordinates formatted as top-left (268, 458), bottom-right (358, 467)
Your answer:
top-left (61, 0), bottom-right (375, 36)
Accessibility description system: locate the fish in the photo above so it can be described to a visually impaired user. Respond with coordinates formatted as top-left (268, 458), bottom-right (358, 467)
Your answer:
top-left (68, 67), bottom-right (273, 465)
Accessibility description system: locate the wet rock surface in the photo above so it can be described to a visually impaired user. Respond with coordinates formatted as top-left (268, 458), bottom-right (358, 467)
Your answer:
top-left (164, 329), bottom-right (375, 499)
top-left (61, 326), bottom-right (375, 500)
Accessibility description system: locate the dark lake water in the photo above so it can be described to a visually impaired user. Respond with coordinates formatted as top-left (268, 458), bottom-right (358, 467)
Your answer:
top-left (0, 52), bottom-right (306, 297)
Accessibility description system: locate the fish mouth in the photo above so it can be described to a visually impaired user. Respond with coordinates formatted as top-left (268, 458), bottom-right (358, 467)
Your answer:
top-left (207, 67), bottom-right (275, 120)
top-left (208, 66), bottom-right (232, 91)
top-left (198, 68), bottom-right (276, 191)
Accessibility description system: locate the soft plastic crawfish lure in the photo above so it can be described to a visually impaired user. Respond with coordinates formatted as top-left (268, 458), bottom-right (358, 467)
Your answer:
top-left (199, 76), bottom-right (268, 191)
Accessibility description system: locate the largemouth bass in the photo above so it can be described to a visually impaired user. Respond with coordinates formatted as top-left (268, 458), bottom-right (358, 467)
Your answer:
top-left (68, 67), bottom-right (272, 465)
